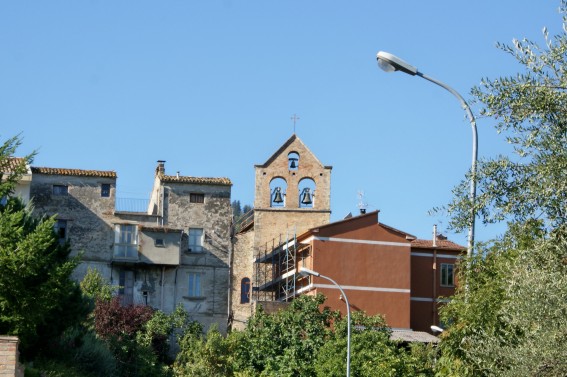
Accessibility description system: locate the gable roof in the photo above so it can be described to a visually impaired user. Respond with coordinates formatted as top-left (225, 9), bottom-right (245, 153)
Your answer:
top-left (31, 166), bottom-right (117, 178)
top-left (299, 210), bottom-right (416, 240)
top-left (255, 134), bottom-right (332, 169)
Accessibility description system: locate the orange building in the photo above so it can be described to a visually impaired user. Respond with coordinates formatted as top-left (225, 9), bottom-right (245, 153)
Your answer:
top-left (254, 210), bottom-right (464, 332)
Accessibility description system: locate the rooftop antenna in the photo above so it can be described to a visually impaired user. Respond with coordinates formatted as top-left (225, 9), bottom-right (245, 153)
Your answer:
top-left (357, 190), bottom-right (368, 214)
top-left (291, 114), bottom-right (300, 134)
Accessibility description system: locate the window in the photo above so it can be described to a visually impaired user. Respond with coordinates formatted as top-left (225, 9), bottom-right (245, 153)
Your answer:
top-left (441, 263), bottom-right (455, 286)
top-left (188, 228), bottom-right (203, 252)
top-left (53, 185), bottom-right (68, 196)
top-left (154, 238), bottom-right (165, 247)
top-left (188, 273), bottom-right (202, 297)
top-left (54, 219), bottom-right (67, 245)
top-left (240, 277), bottom-right (251, 304)
top-left (190, 193), bottom-right (204, 203)
top-left (101, 183), bottom-right (111, 197)
top-left (114, 224), bottom-right (138, 259)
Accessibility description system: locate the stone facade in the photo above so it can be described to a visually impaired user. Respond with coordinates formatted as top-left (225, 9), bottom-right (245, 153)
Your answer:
top-left (27, 162), bottom-right (232, 333)
top-left (0, 336), bottom-right (23, 377)
top-left (230, 134), bottom-right (332, 330)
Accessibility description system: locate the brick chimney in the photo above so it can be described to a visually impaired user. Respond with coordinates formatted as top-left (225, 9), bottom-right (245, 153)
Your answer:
top-left (156, 160), bottom-right (166, 176)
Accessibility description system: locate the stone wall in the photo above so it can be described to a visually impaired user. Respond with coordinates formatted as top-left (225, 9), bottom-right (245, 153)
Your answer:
top-left (0, 337), bottom-right (23, 377)
top-left (230, 229), bottom-right (255, 330)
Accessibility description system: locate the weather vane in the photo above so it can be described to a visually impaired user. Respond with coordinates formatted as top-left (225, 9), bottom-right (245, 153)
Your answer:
top-left (291, 114), bottom-right (300, 134)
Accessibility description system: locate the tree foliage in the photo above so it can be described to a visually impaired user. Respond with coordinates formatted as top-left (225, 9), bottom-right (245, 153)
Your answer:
top-left (436, 4), bottom-right (567, 375)
top-left (0, 134), bottom-right (35, 200)
top-left (174, 294), bottom-right (435, 377)
top-left (436, 223), bottom-right (567, 376)
top-left (0, 138), bottom-right (87, 357)
top-left (445, 1), bottom-right (567, 232)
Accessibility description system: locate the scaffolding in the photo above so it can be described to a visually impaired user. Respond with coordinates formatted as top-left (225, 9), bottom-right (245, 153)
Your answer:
top-left (254, 232), bottom-right (311, 302)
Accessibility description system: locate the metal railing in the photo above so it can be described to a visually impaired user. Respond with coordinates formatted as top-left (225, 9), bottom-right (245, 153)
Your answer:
top-left (115, 198), bottom-right (150, 213)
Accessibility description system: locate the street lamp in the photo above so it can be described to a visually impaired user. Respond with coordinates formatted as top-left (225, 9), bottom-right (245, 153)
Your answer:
top-left (299, 267), bottom-right (351, 377)
top-left (376, 51), bottom-right (478, 258)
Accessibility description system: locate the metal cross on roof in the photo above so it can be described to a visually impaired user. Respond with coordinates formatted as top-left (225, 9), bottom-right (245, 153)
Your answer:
top-left (291, 113), bottom-right (300, 133)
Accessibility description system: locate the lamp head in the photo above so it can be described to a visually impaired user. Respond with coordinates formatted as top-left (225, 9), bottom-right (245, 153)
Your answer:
top-left (376, 51), bottom-right (418, 76)
top-left (430, 325), bottom-right (444, 333)
top-left (298, 267), bottom-right (320, 277)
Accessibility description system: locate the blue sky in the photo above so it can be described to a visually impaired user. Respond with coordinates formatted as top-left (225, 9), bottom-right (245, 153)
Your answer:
top-left (1, 1), bottom-right (562, 245)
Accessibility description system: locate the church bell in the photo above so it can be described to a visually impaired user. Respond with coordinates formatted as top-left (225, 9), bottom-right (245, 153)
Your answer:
top-left (289, 158), bottom-right (298, 169)
top-left (300, 188), bottom-right (313, 205)
top-left (273, 187), bottom-right (284, 203)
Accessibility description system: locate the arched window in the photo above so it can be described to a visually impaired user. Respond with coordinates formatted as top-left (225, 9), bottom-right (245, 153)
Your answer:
top-left (270, 177), bottom-right (287, 207)
top-left (288, 152), bottom-right (299, 170)
top-left (241, 277), bottom-right (251, 303)
top-left (298, 178), bottom-right (316, 208)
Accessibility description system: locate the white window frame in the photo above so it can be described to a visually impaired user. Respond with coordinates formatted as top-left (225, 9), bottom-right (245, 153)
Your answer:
top-left (440, 263), bottom-right (455, 287)
top-left (188, 272), bottom-right (203, 297)
top-left (114, 224), bottom-right (138, 259)
top-left (188, 228), bottom-right (204, 252)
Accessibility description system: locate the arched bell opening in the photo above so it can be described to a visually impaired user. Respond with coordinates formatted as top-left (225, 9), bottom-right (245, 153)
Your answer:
top-left (288, 151), bottom-right (299, 171)
top-left (270, 177), bottom-right (287, 207)
top-left (298, 178), bottom-right (316, 208)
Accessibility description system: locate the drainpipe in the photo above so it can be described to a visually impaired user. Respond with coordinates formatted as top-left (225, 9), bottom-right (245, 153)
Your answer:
top-left (227, 225), bottom-right (234, 330)
top-left (432, 225), bottom-right (437, 327)
top-left (161, 266), bottom-right (165, 311)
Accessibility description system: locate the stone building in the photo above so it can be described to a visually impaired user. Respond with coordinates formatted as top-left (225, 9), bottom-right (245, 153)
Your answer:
top-left (25, 161), bottom-right (232, 333)
top-left (230, 134), bottom-right (332, 329)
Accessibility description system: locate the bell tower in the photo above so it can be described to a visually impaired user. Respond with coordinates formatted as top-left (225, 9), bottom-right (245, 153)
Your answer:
top-left (229, 134), bottom-right (332, 330)
top-left (253, 134), bottom-right (332, 247)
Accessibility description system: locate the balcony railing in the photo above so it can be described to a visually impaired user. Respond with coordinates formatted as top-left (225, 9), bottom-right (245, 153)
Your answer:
top-left (115, 198), bottom-right (150, 213)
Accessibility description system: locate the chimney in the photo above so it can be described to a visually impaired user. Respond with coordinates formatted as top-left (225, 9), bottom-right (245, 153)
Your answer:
top-left (156, 160), bottom-right (166, 176)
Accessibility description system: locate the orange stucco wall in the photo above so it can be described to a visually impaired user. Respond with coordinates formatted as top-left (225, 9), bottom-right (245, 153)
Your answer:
top-left (302, 215), bottom-right (413, 329)
top-left (410, 248), bottom-right (461, 331)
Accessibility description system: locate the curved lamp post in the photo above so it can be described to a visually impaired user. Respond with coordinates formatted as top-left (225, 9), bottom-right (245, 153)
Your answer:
top-left (299, 267), bottom-right (351, 377)
top-left (376, 51), bottom-right (478, 258)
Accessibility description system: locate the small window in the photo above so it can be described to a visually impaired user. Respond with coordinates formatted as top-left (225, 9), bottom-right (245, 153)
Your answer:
top-left (154, 238), bottom-right (165, 247)
top-left (53, 185), bottom-right (68, 196)
top-left (190, 193), bottom-right (205, 203)
top-left (240, 277), bottom-right (251, 304)
top-left (188, 228), bottom-right (204, 252)
top-left (54, 219), bottom-right (67, 245)
top-left (441, 263), bottom-right (455, 287)
top-left (188, 273), bottom-right (202, 297)
top-left (101, 183), bottom-right (111, 197)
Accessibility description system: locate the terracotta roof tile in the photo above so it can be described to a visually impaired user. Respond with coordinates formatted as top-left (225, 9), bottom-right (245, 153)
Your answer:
top-left (2, 157), bottom-right (30, 174)
top-left (411, 238), bottom-right (465, 251)
top-left (159, 174), bottom-right (231, 186)
top-left (31, 166), bottom-right (117, 178)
